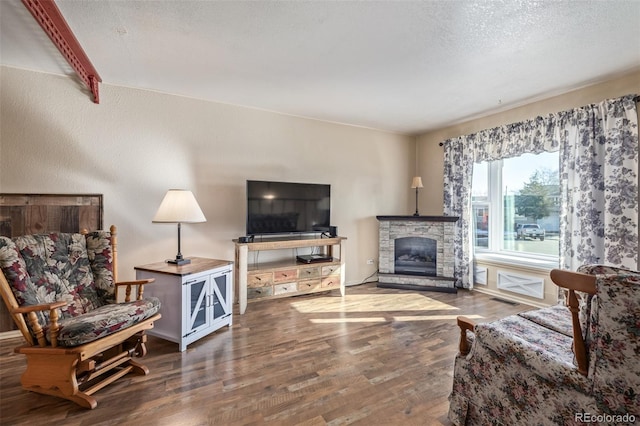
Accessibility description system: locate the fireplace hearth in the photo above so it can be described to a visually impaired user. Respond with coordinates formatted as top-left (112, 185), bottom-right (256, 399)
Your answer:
top-left (377, 215), bottom-right (459, 292)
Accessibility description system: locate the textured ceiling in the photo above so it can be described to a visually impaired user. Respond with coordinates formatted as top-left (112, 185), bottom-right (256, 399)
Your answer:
top-left (1, 0), bottom-right (639, 135)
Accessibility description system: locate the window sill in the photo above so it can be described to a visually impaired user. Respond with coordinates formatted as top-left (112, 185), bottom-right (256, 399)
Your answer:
top-left (474, 252), bottom-right (559, 273)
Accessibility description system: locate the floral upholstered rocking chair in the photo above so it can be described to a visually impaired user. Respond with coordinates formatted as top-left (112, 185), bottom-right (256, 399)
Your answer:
top-left (0, 225), bottom-right (161, 409)
top-left (449, 265), bottom-right (639, 425)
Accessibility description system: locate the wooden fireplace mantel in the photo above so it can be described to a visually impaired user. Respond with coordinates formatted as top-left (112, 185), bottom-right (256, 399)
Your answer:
top-left (376, 215), bottom-right (459, 222)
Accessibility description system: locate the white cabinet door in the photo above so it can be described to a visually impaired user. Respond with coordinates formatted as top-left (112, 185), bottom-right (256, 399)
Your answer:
top-left (211, 269), bottom-right (232, 324)
top-left (183, 275), bottom-right (212, 342)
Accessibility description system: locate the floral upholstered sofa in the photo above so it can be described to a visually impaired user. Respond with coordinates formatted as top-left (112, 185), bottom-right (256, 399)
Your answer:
top-left (449, 265), bottom-right (639, 426)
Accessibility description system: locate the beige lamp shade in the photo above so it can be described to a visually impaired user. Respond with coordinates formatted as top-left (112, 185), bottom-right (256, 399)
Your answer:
top-left (411, 176), bottom-right (424, 189)
top-left (153, 189), bottom-right (206, 223)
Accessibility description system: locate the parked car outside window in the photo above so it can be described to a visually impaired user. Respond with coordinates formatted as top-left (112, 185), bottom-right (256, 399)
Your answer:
top-left (516, 224), bottom-right (545, 241)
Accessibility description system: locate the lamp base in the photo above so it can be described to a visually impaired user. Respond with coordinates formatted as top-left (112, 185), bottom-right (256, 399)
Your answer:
top-left (167, 258), bottom-right (191, 266)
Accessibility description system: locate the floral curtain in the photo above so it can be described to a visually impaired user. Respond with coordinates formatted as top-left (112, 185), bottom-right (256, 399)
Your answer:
top-left (442, 94), bottom-right (638, 289)
top-left (560, 95), bottom-right (638, 271)
top-left (443, 137), bottom-right (475, 289)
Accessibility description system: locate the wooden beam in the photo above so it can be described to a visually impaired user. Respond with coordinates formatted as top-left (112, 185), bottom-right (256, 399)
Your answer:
top-left (22, 0), bottom-right (102, 103)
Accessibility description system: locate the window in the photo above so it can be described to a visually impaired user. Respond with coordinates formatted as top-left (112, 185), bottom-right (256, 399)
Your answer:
top-left (472, 152), bottom-right (560, 262)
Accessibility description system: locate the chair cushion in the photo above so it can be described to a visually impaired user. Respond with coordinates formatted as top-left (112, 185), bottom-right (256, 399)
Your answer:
top-left (50, 296), bottom-right (162, 346)
top-left (475, 314), bottom-right (591, 393)
top-left (0, 236), bottom-right (33, 307)
top-left (575, 265), bottom-right (617, 343)
top-left (574, 264), bottom-right (639, 378)
top-left (13, 233), bottom-right (103, 316)
top-left (575, 265), bottom-right (632, 339)
top-left (518, 304), bottom-right (573, 337)
top-left (590, 270), bottom-right (640, 414)
top-left (0, 231), bottom-right (120, 340)
top-left (84, 230), bottom-right (116, 303)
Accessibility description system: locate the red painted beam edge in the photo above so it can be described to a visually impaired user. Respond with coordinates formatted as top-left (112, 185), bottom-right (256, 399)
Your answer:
top-left (22, 0), bottom-right (102, 103)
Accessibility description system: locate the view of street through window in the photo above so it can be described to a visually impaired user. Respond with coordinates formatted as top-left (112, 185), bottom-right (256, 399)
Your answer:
top-left (472, 151), bottom-right (560, 257)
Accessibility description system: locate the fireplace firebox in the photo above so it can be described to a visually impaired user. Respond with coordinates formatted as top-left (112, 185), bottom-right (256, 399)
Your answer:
top-left (394, 237), bottom-right (437, 276)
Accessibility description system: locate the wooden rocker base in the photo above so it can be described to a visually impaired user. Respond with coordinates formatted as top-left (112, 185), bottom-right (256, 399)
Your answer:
top-left (15, 315), bottom-right (160, 409)
top-left (20, 353), bottom-right (149, 409)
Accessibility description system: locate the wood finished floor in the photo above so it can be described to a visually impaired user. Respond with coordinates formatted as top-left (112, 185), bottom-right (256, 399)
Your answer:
top-left (0, 283), bottom-right (531, 426)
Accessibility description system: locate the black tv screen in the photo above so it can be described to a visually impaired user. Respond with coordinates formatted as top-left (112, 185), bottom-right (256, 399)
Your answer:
top-left (246, 180), bottom-right (331, 236)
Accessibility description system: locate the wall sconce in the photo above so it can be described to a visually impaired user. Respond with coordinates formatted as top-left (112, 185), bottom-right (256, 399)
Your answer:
top-left (152, 189), bottom-right (206, 265)
top-left (411, 176), bottom-right (423, 216)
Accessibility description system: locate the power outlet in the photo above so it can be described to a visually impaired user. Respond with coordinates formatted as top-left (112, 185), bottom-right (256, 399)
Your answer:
top-left (366, 259), bottom-right (375, 265)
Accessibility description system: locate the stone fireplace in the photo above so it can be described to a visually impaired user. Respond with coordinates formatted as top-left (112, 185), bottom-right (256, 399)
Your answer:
top-left (376, 215), bottom-right (458, 292)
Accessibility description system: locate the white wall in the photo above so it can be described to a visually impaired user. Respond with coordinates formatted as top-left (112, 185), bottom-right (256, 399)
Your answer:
top-left (0, 66), bottom-right (415, 284)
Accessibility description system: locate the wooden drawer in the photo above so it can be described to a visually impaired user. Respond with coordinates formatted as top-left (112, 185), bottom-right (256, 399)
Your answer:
top-left (299, 266), bottom-right (321, 279)
top-left (321, 276), bottom-right (340, 289)
top-left (298, 279), bottom-right (322, 292)
top-left (248, 286), bottom-right (273, 299)
top-left (274, 282), bottom-right (298, 295)
top-left (321, 265), bottom-right (340, 276)
top-left (248, 272), bottom-right (272, 288)
top-left (273, 269), bottom-right (297, 283)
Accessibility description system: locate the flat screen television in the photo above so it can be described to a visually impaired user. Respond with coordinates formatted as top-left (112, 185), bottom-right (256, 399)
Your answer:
top-left (246, 180), bottom-right (331, 236)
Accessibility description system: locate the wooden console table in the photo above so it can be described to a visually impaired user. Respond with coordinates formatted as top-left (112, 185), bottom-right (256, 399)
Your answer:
top-left (234, 236), bottom-right (346, 314)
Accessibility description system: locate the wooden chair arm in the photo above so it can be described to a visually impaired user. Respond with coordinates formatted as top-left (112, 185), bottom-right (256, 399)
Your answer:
top-left (457, 316), bottom-right (476, 356)
top-left (13, 301), bottom-right (67, 348)
top-left (550, 269), bottom-right (597, 376)
top-left (12, 300), bottom-right (67, 314)
top-left (115, 278), bottom-right (155, 302)
top-left (114, 279), bottom-right (155, 287)
top-left (549, 269), bottom-right (597, 294)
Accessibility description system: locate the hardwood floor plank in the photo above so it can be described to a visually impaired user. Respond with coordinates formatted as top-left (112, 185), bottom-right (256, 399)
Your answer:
top-left (0, 283), bottom-right (531, 425)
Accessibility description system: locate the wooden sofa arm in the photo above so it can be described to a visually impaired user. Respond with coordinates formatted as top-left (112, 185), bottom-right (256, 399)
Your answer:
top-left (115, 278), bottom-right (155, 302)
top-left (13, 300), bottom-right (67, 348)
top-left (457, 316), bottom-right (476, 355)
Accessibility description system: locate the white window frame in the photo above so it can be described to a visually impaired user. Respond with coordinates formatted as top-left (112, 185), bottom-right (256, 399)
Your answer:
top-left (473, 158), bottom-right (559, 271)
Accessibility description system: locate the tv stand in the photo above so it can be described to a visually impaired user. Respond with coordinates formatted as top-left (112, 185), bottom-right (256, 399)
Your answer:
top-left (234, 236), bottom-right (346, 314)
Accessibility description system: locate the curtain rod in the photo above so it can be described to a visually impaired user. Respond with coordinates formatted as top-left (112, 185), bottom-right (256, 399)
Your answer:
top-left (438, 95), bottom-right (640, 147)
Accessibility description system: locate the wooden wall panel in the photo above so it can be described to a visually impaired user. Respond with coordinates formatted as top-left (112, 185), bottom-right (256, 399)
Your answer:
top-left (0, 194), bottom-right (103, 332)
top-left (0, 194), bottom-right (102, 237)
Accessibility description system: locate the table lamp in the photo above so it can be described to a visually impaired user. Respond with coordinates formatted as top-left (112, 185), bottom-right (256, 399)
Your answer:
top-left (411, 176), bottom-right (423, 216)
top-left (153, 189), bottom-right (206, 265)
